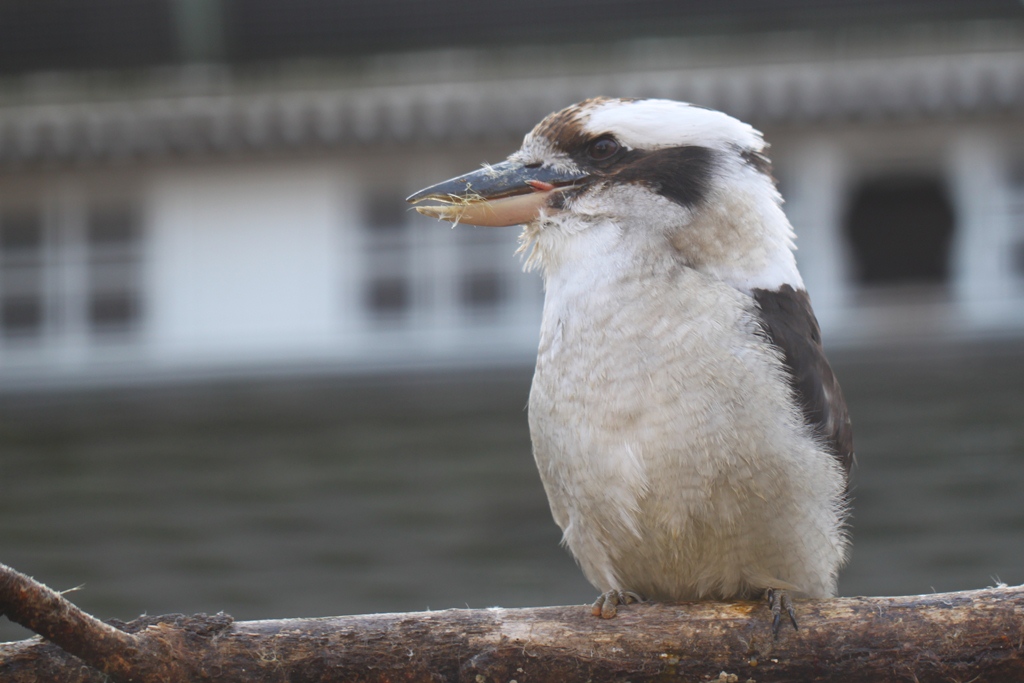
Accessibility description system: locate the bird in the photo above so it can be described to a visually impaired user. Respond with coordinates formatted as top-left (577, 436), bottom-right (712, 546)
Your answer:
top-left (407, 97), bottom-right (852, 633)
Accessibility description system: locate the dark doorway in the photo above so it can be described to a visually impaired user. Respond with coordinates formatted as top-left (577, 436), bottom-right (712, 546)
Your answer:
top-left (845, 175), bottom-right (955, 285)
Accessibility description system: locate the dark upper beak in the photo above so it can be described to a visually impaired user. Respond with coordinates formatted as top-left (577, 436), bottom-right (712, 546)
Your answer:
top-left (406, 160), bottom-right (587, 205)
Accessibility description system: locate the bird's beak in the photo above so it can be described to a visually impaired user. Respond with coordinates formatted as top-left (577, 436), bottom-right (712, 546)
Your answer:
top-left (406, 160), bottom-right (587, 227)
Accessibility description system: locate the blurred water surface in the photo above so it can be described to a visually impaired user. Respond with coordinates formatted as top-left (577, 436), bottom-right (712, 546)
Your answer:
top-left (2, 344), bottom-right (1024, 642)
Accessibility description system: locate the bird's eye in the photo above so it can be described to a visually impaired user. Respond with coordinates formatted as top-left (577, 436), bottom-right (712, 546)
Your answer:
top-left (587, 136), bottom-right (620, 161)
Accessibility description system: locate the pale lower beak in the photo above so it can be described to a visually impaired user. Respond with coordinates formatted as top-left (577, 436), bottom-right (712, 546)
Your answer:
top-left (406, 160), bottom-right (586, 227)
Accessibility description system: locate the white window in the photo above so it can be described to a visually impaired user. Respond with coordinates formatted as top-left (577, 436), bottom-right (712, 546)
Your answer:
top-left (354, 187), bottom-right (542, 354)
top-left (0, 206), bottom-right (45, 340)
top-left (0, 194), bottom-right (144, 348)
top-left (457, 226), bottom-right (512, 317)
top-left (85, 203), bottom-right (143, 335)
top-left (361, 191), bottom-right (417, 323)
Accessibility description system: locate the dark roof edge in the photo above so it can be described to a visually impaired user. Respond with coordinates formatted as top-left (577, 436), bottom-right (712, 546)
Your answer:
top-left (0, 31), bottom-right (1021, 168)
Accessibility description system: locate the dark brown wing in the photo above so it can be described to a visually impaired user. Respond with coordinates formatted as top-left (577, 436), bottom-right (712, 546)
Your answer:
top-left (752, 285), bottom-right (854, 480)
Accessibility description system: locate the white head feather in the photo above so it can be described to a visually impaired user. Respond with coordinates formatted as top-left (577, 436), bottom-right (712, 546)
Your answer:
top-left (583, 98), bottom-right (765, 153)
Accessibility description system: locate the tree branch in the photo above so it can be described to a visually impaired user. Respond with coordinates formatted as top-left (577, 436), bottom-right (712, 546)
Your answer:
top-left (2, 561), bottom-right (1022, 682)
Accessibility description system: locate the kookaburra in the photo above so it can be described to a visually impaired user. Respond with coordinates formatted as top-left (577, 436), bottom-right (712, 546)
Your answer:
top-left (407, 97), bottom-right (852, 631)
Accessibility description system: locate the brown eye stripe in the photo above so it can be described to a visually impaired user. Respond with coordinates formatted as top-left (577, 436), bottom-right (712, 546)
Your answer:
top-left (528, 98), bottom-right (774, 209)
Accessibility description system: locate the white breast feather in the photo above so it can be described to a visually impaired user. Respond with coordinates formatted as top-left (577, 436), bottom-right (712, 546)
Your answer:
top-left (527, 208), bottom-right (847, 601)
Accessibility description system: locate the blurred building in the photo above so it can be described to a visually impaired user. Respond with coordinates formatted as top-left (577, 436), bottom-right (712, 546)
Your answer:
top-left (0, 0), bottom-right (1022, 386)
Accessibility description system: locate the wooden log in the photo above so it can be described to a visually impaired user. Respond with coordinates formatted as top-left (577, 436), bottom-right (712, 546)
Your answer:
top-left (2, 561), bottom-right (1023, 682)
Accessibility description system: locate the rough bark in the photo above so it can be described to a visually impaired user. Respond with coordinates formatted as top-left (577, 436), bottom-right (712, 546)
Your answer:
top-left (2, 561), bottom-right (1022, 683)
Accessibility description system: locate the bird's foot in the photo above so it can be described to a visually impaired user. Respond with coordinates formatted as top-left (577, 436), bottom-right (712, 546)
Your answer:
top-left (765, 588), bottom-right (798, 637)
top-left (591, 589), bottom-right (645, 619)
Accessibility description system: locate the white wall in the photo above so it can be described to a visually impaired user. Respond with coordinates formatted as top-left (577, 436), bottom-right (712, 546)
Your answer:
top-left (146, 161), bottom-right (344, 367)
top-left (778, 135), bottom-right (852, 333)
top-left (949, 132), bottom-right (1024, 329)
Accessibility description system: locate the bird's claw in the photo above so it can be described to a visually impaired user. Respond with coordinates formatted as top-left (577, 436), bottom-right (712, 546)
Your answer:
top-left (591, 589), bottom-right (645, 618)
top-left (766, 588), bottom-right (799, 637)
